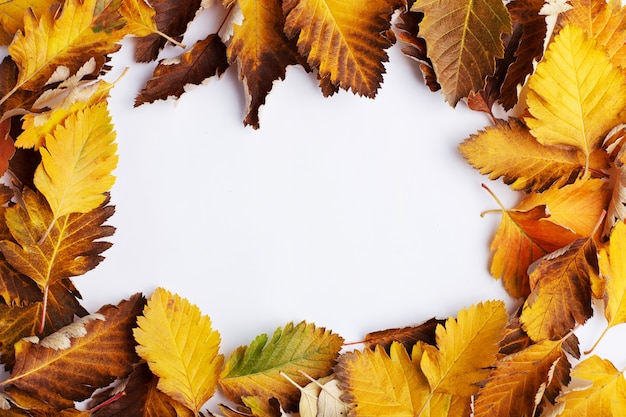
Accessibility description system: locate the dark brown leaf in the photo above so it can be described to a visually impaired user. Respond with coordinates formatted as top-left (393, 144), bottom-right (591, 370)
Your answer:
top-left (363, 317), bottom-right (445, 353)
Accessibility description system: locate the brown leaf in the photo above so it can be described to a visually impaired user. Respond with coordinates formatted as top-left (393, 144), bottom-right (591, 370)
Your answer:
top-left (228, 0), bottom-right (307, 128)
top-left (90, 363), bottom-right (179, 417)
top-left (498, 0), bottom-right (547, 110)
top-left (364, 317), bottom-right (445, 353)
top-left (1, 294), bottom-right (145, 410)
top-left (135, 33), bottom-right (229, 106)
top-left (0, 118), bottom-right (16, 177)
top-left (412, 0), bottom-right (511, 105)
top-left (0, 280), bottom-right (87, 370)
top-left (395, 10), bottom-right (441, 92)
top-left (133, 0), bottom-right (202, 62)
top-left (520, 237), bottom-right (598, 342)
top-left (283, 0), bottom-right (402, 98)
top-left (474, 339), bottom-right (566, 417)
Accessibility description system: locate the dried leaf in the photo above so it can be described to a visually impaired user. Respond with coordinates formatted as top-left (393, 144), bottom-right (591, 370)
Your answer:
top-left (134, 287), bottom-right (223, 415)
top-left (0, 118), bottom-right (16, 177)
top-left (0, 1), bottom-right (62, 45)
top-left (598, 221), bottom-right (626, 329)
top-left (459, 119), bottom-right (587, 193)
top-left (364, 317), bottom-right (445, 353)
top-left (228, 0), bottom-right (306, 129)
top-left (411, 0), bottom-right (511, 105)
top-left (555, 355), bottom-right (626, 416)
top-left (1, 294), bottom-right (145, 410)
top-left (219, 321), bottom-right (343, 413)
top-left (525, 24), bottom-right (626, 171)
top-left (33, 102), bottom-right (118, 221)
top-left (135, 33), bottom-right (229, 106)
top-left (474, 339), bottom-right (567, 417)
top-left (420, 301), bottom-right (507, 396)
top-left (283, 0), bottom-right (402, 97)
top-left (520, 237), bottom-right (598, 342)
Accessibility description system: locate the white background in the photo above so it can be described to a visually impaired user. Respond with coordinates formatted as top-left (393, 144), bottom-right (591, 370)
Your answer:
top-left (2, 4), bottom-right (624, 393)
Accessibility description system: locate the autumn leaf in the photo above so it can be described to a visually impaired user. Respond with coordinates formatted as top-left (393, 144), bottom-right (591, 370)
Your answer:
top-left (133, 0), bottom-right (202, 63)
top-left (33, 102), bottom-right (118, 223)
top-left (487, 202), bottom-right (581, 299)
top-left (525, 24), bottom-right (626, 172)
top-left (520, 237), bottom-right (598, 342)
top-left (474, 339), bottom-right (568, 417)
top-left (219, 321), bottom-right (343, 412)
top-left (135, 33), bottom-right (229, 106)
top-left (228, 0), bottom-right (306, 129)
top-left (134, 287), bottom-right (223, 415)
top-left (603, 126), bottom-right (626, 236)
top-left (516, 178), bottom-right (611, 237)
top-left (364, 317), bottom-right (444, 353)
top-left (555, 355), bottom-right (626, 416)
top-left (0, 118), bottom-right (16, 177)
top-left (120, 0), bottom-right (159, 37)
top-left (561, 0), bottom-right (626, 71)
top-left (0, 0), bottom-right (62, 45)
top-left (420, 301), bottom-right (507, 397)
top-left (1, 0), bottom-right (126, 106)
top-left (459, 119), bottom-right (589, 193)
top-left (0, 294), bottom-right (145, 410)
top-left (337, 342), bottom-right (451, 417)
top-left (411, 0), bottom-right (511, 106)
top-left (89, 362), bottom-right (180, 417)
top-left (283, 0), bottom-right (402, 98)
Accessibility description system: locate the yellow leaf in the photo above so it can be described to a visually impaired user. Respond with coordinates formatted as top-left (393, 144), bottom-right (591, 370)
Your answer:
top-left (525, 24), bottom-right (626, 171)
top-left (555, 355), bottom-right (626, 416)
top-left (0, 0), bottom-right (62, 45)
top-left (134, 287), bottom-right (224, 415)
top-left (421, 301), bottom-right (507, 397)
top-left (120, 0), bottom-right (159, 37)
top-left (412, 0), bottom-right (511, 105)
top-left (283, 0), bottom-right (402, 98)
top-left (458, 119), bottom-right (587, 193)
top-left (598, 221), bottom-right (626, 329)
top-left (337, 342), bottom-right (451, 417)
top-left (33, 102), bottom-right (118, 222)
top-left (562, 0), bottom-right (626, 71)
top-left (1, 0), bottom-right (126, 106)
top-left (516, 178), bottom-right (611, 237)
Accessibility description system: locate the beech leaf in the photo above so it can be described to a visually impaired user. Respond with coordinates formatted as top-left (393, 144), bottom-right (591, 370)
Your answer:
top-left (219, 321), bottom-right (343, 412)
top-left (134, 287), bottom-right (224, 415)
top-left (0, 294), bottom-right (145, 410)
top-left (411, 0), bottom-right (512, 105)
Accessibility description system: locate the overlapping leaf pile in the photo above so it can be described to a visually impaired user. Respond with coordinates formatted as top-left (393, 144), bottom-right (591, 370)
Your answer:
top-left (0, 0), bottom-right (625, 416)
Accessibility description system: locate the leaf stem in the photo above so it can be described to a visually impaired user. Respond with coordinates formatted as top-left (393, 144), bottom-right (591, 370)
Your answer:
top-left (39, 285), bottom-right (49, 334)
top-left (480, 183), bottom-right (507, 213)
top-left (217, 2), bottom-right (236, 36)
top-left (583, 324), bottom-right (610, 355)
top-left (87, 392), bottom-right (126, 413)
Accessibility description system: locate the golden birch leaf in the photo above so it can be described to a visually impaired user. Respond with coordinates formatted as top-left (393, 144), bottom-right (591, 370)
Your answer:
top-left (458, 119), bottom-right (587, 193)
top-left (1, 0), bottom-right (126, 106)
top-left (283, 0), bottom-right (402, 98)
top-left (516, 178), bottom-right (611, 237)
top-left (0, 0), bottom-right (62, 45)
top-left (33, 102), bottom-right (118, 222)
top-left (227, 0), bottom-right (306, 129)
top-left (525, 24), bottom-right (626, 170)
top-left (219, 321), bottom-right (343, 413)
top-left (134, 287), bottom-right (224, 415)
top-left (0, 294), bottom-right (145, 410)
top-left (120, 0), bottom-right (159, 37)
top-left (489, 204), bottom-right (581, 299)
top-left (474, 339), bottom-right (566, 417)
top-left (555, 355), bottom-right (626, 416)
top-left (411, 0), bottom-right (511, 106)
top-left (421, 301), bottom-right (507, 397)
top-left (337, 342), bottom-right (451, 417)
top-left (520, 237), bottom-right (598, 342)
top-left (562, 0), bottom-right (626, 70)
top-left (598, 221), bottom-right (626, 329)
